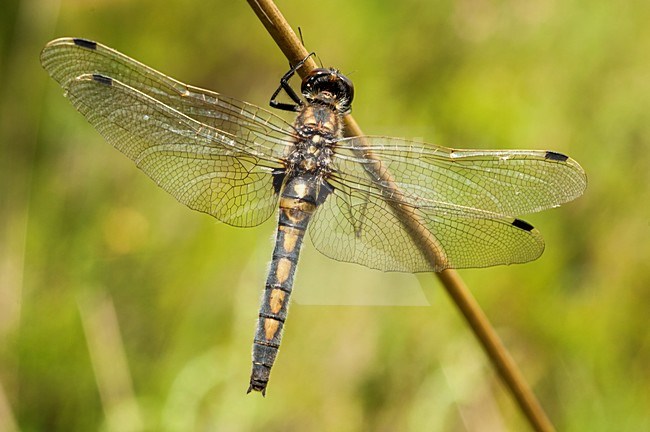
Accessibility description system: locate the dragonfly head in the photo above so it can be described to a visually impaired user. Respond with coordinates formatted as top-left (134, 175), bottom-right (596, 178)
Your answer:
top-left (301, 68), bottom-right (354, 115)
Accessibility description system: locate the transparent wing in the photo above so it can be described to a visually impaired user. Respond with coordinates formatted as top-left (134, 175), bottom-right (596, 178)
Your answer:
top-left (41, 38), bottom-right (297, 227)
top-left (308, 136), bottom-right (585, 271)
top-left (330, 136), bottom-right (587, 215)
top-left (311, 181), bottom-right (544, 272)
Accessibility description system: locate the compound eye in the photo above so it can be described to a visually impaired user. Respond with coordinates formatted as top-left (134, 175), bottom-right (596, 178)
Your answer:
top-left (301, 68), bottom-right (354, 112)
top-left (339, 74), bottom-right (354, 105)
top-left (300, 68), bottom-right (332, 95)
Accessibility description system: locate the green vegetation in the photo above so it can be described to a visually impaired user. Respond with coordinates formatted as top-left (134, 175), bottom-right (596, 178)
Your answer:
top-left (1, 0), bottom-right (649, 430)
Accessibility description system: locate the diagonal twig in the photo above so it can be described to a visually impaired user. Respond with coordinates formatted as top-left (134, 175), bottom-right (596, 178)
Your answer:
top-left (246, 1), bottom-right (556, 431)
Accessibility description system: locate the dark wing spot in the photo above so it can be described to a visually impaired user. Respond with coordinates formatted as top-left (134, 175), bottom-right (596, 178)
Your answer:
top-left (272, 169), bottom-right (286, 194)
top-left (92, 74), bottom-right (113, 86)
top-left (73, 38), bottom-right (97, 50)
top-left (512, 218), bottom-right (534, 232)
top-left (545, 151), bottom-right (569, 162)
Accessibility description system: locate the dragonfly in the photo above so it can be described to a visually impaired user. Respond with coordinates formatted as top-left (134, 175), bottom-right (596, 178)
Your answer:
top-left (41, 37), bottom-right (587, 395)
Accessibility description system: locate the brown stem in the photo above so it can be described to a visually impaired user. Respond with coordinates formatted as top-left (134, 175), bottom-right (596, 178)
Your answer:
top-left (245, 1), bottom-right (556, 431)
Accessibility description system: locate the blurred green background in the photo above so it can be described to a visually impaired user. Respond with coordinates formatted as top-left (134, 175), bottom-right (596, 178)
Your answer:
top-left (1, 0), bottom-right (649, 430)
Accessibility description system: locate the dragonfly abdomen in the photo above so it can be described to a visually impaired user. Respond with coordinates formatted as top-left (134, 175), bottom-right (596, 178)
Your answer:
top-left (248, 175), bottom-right (322, 395)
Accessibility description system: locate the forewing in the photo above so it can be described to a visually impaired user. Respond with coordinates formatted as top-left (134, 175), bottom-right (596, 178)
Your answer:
top-left (41, 38), bottom-right (294, 227)
top-left (40, 38), bottom-right (296, 159)
top-left (331, 136), bottom-right (587, 216)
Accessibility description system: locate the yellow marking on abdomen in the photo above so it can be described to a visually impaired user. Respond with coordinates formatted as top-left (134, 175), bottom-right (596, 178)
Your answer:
top-left (264, 318), bottom-right (280, 340)
top-left (275, 257), bottom-right (293, 284)
top-left (279, 199), bottom-right (308, 225)
top-left (282, 229), bottom-right (299, 253)
top-left (269, 289), bottom-right (286, 314)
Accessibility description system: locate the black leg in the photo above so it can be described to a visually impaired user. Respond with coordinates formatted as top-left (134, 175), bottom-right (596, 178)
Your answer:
top-left (269, 52), bottom-right (315, 112)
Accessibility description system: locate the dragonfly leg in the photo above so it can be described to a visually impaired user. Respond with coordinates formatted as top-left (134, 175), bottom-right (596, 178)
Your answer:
top-left (269, 52), bottom-right (315, 112)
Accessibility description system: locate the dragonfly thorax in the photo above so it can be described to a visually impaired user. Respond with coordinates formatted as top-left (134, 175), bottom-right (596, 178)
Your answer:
top-left (289, 104), bottom-right (340, 175)
top-left (295, 104), bottom-right (342, 137)
top-left (287, 135), bottom-right (334, 174)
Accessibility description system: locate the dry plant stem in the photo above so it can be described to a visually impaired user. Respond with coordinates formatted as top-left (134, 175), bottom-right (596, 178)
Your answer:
top-left (246, 1), bottom-right (556, 431)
